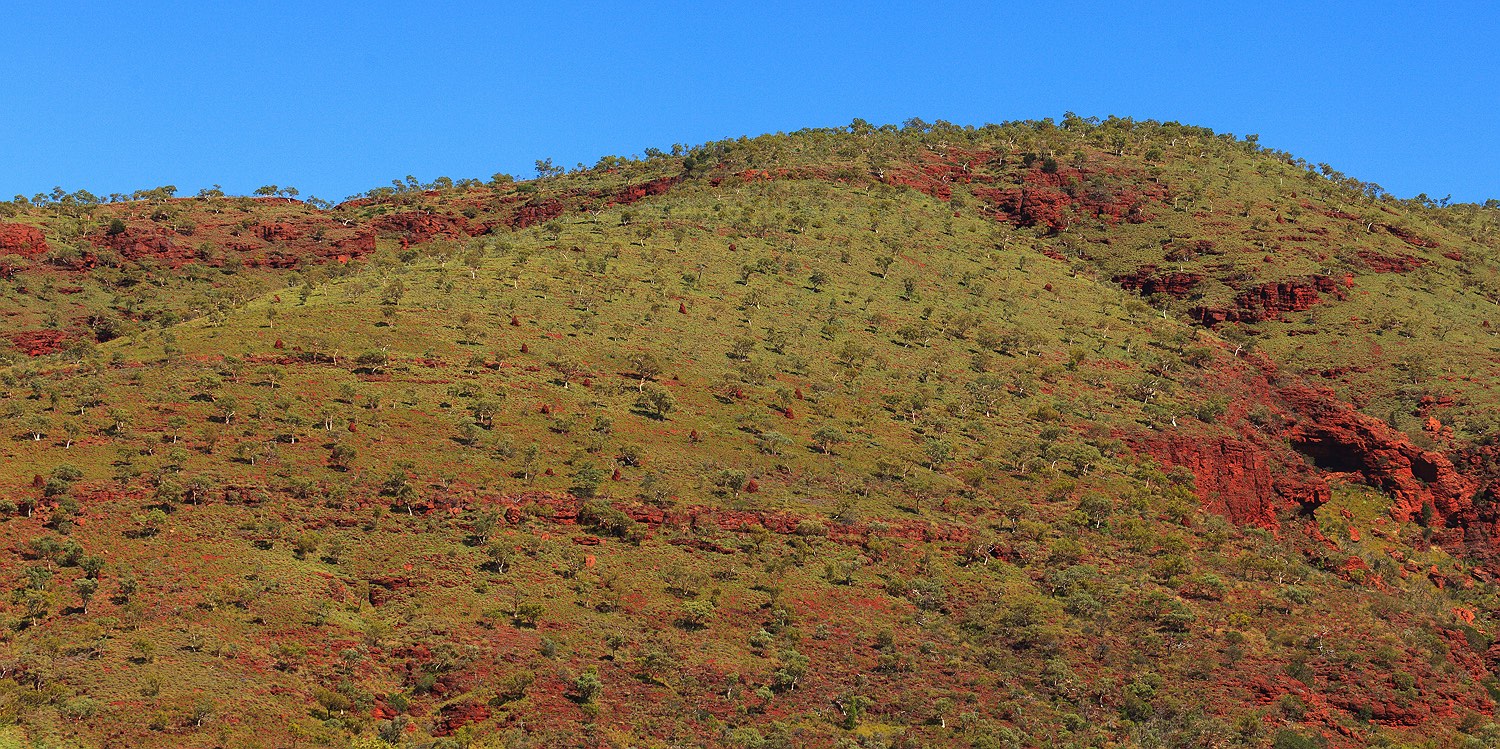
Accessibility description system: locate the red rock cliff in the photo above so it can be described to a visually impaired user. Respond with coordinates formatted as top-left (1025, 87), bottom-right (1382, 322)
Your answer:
top-left (0, 222), bottom-right (49, 257)
top-left (1133, 380), bottom-right (1480, 541)
top-left (1135, 433), bottom-right (1330, 528)
top-left (1113, 266), bottom-right (1203, 298)
top-left (1191, 276), bottom-right (1345, 326)
top-left (1278, 386), bottom-right (1476, 527)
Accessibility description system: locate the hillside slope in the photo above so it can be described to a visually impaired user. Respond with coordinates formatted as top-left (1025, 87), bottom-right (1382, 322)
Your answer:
top-left (0, 118), bottom-right (1499, 748)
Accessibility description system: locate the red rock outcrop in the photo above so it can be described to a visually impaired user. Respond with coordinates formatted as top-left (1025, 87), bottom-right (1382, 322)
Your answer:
top-left (1134, 433), bottom-right (1329, 528)
top-left (1278, 386), bottom-right (1476, 528)
top-left (1132, 371), bottom-right (1487, 540)
top-left (611, 176), bottom-right (681, 205)
top-left (1113, 266), bottom-right (1203, 298)
top-left (371, 211), bottom-right (472, 243)
top-left (972, 181), bottom-right (1146, 231)
top-left (257, 222), bottom-right (303, 242)
top-left (833, 151), bottom-right (1167, 232)
top-left (1191, 276), bottom-right (1345, 326)
top-left (9, 329), bottom-right (72, 356)
top-left (878, 149), bottom-right (1000, 200)
top-left (983, 186), bottom-right (1075, 230)
top-left (0, 222), bottom-right (49, 257)
top-left (1356, 249), bottom-right (1426, 273)
top-left (1239, 278), bottom-right (1328, 312)
top-left (329, 231), bottom-right (376, 257)
top-left (1384, 224), bottom-right (1439, 248)
top-left (433, 702), bottom-right (491, 736)
top-left (76, 210), bottom-right (378, 269)
top-left (971, 165), bottom-right (1161, 231)
top-left (508, 199), bottom-right (566, 229)
top-left (97, 226), bottom-right (196, 265)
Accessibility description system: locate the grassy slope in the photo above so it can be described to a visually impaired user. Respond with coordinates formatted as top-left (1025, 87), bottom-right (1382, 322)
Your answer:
top-left (0, 120), bottom-right (1498, 748)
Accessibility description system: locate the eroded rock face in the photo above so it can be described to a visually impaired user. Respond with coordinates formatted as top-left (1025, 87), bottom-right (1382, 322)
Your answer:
top-left (1191, 276), bottom-right (1345, 326)
top-left (257, 222), bottom-right (303, 242)
top-left (1113, 266), bottom-right (1203, 298)
top-left (78, 212), bottom-right (377, 270)
top-left (1385, 224), bottom-right (1439, 248)
top-left (1239, 279), bottom-right (1326, 314)
top-left (508, 199), bottom-right (565, 229)
top-left (866, 151), bottom-right (1167, 232)
top-left (98, 226), bottom-right (193, 264)
top-left (371, 211), bottom-right (474, 243)
top-left (9, 329), bottom-right (72, 356)
top-left (972, 171), bottom-right (1156, 232)
top-left (1278, 386), bottom-right (1475, 528)
top-left (875, 148), bottom-right (999, 201)
top-left (0, 222), bottom-right (49, 257)
top-left (611, 175), bottom-right (680, 206)
top-left (1135, 433), bottom-right (1329, 528)
top-left (433, 702), bottom-right (491, 736)
top-left (1132, 379), bottom-right (1483, 541)
top-left (1356, 249), bottom-right (1427, 273)
top-left (982, 186), bottom-right (1075, 230)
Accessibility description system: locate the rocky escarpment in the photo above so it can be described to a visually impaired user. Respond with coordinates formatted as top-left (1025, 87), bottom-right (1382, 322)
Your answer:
top-left (1356, 249), bottom-right (1428, 274)
top-left (1112, 266), bottom-right (1203, 298)
top-left (0, 222), bottom-right (49, 257)
top-left (851, 147), bottom-right (1167, 232)
top-left (8, 329), bottom-right (73, 356)
top-left (1134, 433), bottom-right (1329, 528)
top-left (1136, 381), bottom-right (1486, 547)
top-left (607, 175), bottom-right (681, 206)
top-left (1190, 276), bottom-right (1347, 326)
top-left (371, 211), bottom-right (482, 243)
top-left (83, 211), bottom-right (377, 270)
top-left (1277, 386), bottom-right (1478, 536)
top-left (969, 164), bottom-right (1161, 232)
top-left (96, 225), bottom-right (196, 264)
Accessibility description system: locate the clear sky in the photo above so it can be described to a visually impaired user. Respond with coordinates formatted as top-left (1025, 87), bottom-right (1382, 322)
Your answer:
top-left (3, 2), bottom-right (1496, 203)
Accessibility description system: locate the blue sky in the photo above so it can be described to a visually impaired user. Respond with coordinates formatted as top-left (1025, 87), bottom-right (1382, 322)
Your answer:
top-left (2, 2), bottom-right (1496, 203)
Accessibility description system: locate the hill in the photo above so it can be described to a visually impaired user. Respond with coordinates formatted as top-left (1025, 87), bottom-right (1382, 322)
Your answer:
top-left (1, 116), bottom-right (1499, 748)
